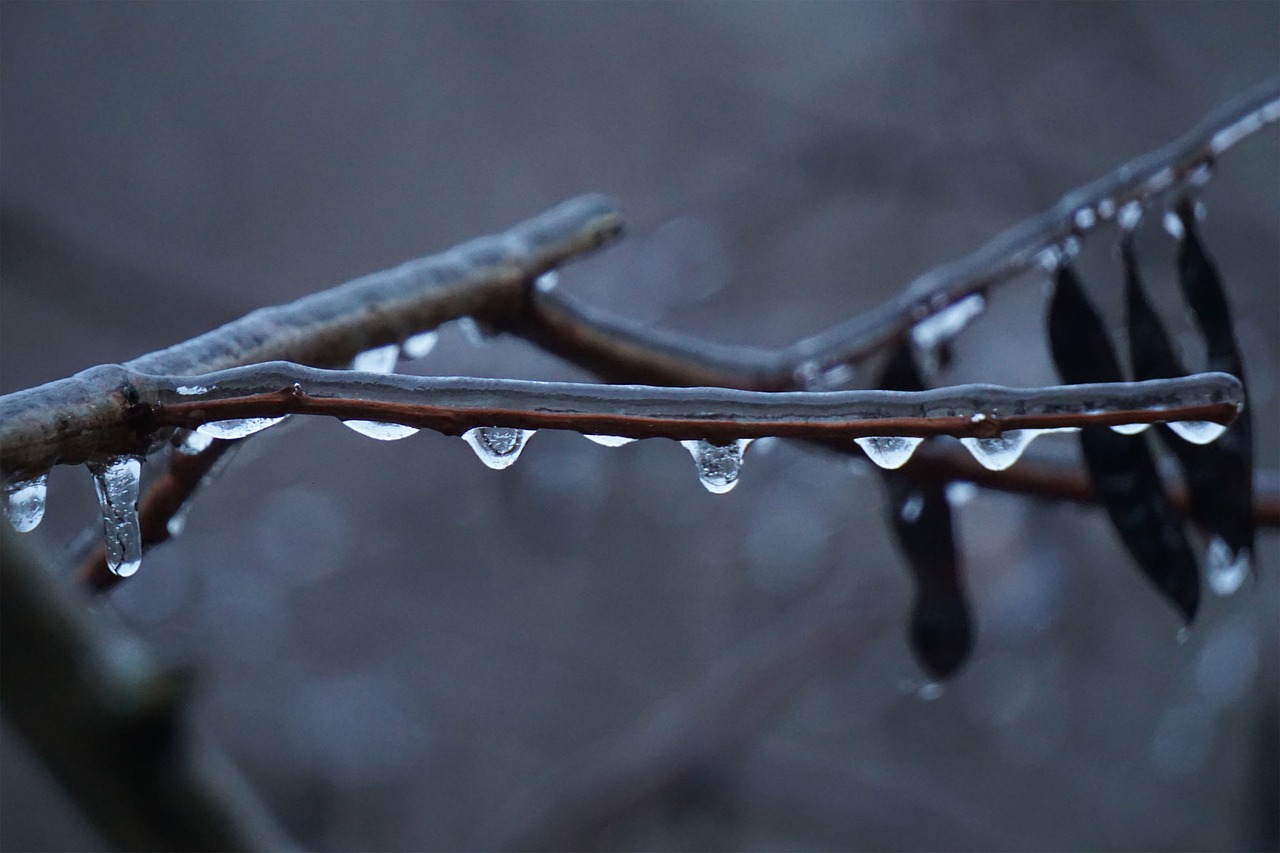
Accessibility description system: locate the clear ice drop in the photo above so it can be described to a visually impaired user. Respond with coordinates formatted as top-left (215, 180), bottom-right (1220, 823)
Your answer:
top-left (1110, 423), bottom-right (1151, 435)
top-left (4, 474), bottom-right (48, 533)
top-left (959, 430), bottom-right (1039, 471)
top-left (1118, 200), bottom-right (1143, 232)
top-left (174, 428), bottom-right (216, 455)
top-left (197, 417), bottom-right (287, 439)
top-left (681, 439), bottom-right (750, 495)
top-left (584, 434), bottom-right (637, 447)
top-left (855, 436), bottom-right (923, 470)
top-left (400, 330), bottom-right (439, 360)
top-left (909, 293), bottom-right (985, 352)
top-left (1205, 538), bottom-right (1249, 597)
top-left (342, 420), bottom-right (420, 441)
top-left (1162, 210), bottom-right (1186, 240)
top-left (900, 493), bottom-right (924, 524)
top-left (88, 457), bottom-right (142, 577)
top-left (462, 427), bottom-right (534, 470)
top-left (1167, 421), bottom-right (1228, 445)
top-left (351, 344), bottom-right (399, 374)
top-left (534, 271), bottom-right (559, 293)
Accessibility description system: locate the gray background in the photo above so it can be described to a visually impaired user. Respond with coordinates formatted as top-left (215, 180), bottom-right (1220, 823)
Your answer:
top-left (2, 3), bottom-right (1277, 850)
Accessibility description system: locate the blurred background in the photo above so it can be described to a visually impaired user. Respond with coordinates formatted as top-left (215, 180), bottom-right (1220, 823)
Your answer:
top-left (2, 3), bottom-right (1277, 850)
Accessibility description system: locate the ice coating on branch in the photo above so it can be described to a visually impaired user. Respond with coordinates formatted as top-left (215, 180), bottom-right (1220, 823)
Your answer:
top-left (89, 457), bottom-right (142, 577)
top-left (910, 293), bottom-right (985, 352)
top-left (342, 420), bottom-right (420, 441)
top-left (174, 428), bottom-right (216, 455)
top-left (681, 439), bottom-right (750, 494)
top-left (1205, 537), bottom-right (1249, 597)
top-left (959, 430), bottom-right (1040, 471)
top-left (352, 344), bottom-right (399, 374)
top-left (584, 434), bottom-right (637, 447)
top-left (1110, 423), bottom-right (1151, 436)
top-left (197, 417), bottom-right (287, 439)
top-left (854, 436), bottom-right (923, 470)
top-left (400, 330), bottom-right (439, 361)
top-left (462, 427), bottom-right (534, 469)
top-left (176, 385), bottom-right (209, 395)
top-left (1167, 420), bottom-right (1228, 445)
top-left (4, 474), bottom-right (48, 533)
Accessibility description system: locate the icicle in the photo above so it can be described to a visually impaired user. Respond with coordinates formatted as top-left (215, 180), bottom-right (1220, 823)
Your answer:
top-left (462, 427), bottom-right (534, 470)
top-left (173, 429), bottom-right (215, 455)
top-left (1167, 420), bottom-right (1228, 445)
top-left (351, 343), bottom-right (399, 374)
top-left (1205, 537), bottom-right (1249, 597)
top-left (4, 474), bottom-right (48, 533)
top-left (534, 271), bottom-right (559, 293)
top-left (1118, 201), bottom-right (1143, 232)
top-left (909, 293), bottom-right (985, 352)
top-left (197, 417), bottom-right (287, 439)
top-left (400, 330), bottom-right (439, 361)
top-left (584, 434), bottom-right (637, 447)
top-left (88, 457), bottom-right (142, 577)
top-left (681, 439), bottom-right (750, 495)
top-left (959, 430), bottom-right (1040, 471)
top-left (1110, 423), bottom-right (1151, 436)
top-left (854, 436), bottom-right (923, 470)
top-left (342, 420), bottom-right (420, 441)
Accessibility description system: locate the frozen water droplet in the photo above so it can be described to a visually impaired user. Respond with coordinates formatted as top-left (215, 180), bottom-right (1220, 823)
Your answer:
top-left (909, 293), bottom-right (985, 351)
top-left (1205, 538), bottom-right (1249, 597)
top-left (166, 501), bottom-right (193, 538)
top-left (900, 493), bottom-right (924, 524)
top-left (457, 317), bottom-right (489, 347)
top-left (1162, 210), bottom-right (1186, 240)
top-left (1036, 245), bottom-right (1063, 271)
top-left (197, 417), bottom-right (287, 439)
top-left (342, 420), bottom-right (420, 441)
top-left (174, 428), bottom-right (215, 455)
top-left (960, 430), bottom-right (1039, 471)
top-left (1167, 420), bottom-right (1228, 445)
top-left (584, 434), bottom-right (637, 447)
top-left (4, 474), bottom-right (48, 533)
top-left (918, 681), bottom-right (944, 701)
top-left (462, 427), bottom-right (534, 470)
top-left (854, 436), bottom-right (923, 470)
top-left (534, 270), bottom-right (559, 293)
top-left (1061, 236), bottom-right (1082, 259)
top-left (1097, 198), bottom-right (1117, 220)
top-left (176, 384), bottom-right (209, 396)
top-left (400, 330), bottom-right (439, 360)
top-left (1110, 423), bottom-right (1151, 435)
top-left (1119, 201), bottom-right (1143, 232)
top-left (1187, 160), bottom-right (1214, 187)
top-left (681, 439), bottom-right (750, 495)
top-left (88, 457), bottom-right (142, 577)
top-left (1073, 207), bottom-right (1097, 231)
top-left (351, 343), bottom-right (398, 374)
top-left (945, 481), bottom-right (978, 506)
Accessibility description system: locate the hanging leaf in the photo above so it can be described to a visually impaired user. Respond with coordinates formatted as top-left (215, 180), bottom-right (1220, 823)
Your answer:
top-left (1048, 264), bottom-right (1199, 622)
top-left (1124, 237), bottom-right (1254, 590)
top-left (878, 344), bottom-right (974, 679)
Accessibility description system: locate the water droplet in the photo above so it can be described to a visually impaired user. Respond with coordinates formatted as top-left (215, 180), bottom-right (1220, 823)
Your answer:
top-left (1061, 236), bottom-right (1082, 259)
top-left (960, 430), bottom-right (1039, 471)
top-left (918, 681), bottom-right (944, 701)
top-left (88, 457), bottom-right (142, 577)
top-left (1162, 210), bottom-right (1186, 240)
top-left (1096, 198), bottom-right (1117, 220)
top-left (681, 439), bottom-right (750, 494)
top-left (900, 493), bottom-right (924, 524)
top-left (462, 427), bottom-right (534, 470)
top-left (1118, 200), bottom-right (1143, 232)
top-left (176, 384), bottom-right (209, 396)
top-left (1187, 160), bottom-right (1214, 187)
top-left (166, 501), bottom-right (193, 538)
top-left (351, 344), bottom-right (398, 374)
top-left (342, 420), bottom-right (420, 441)
top-left (1205, 538), bottom-right (1249, 597)
top-left (1036, 246), bottom-right (1063, 271)
top-left (584, 434), bottom-right (637, 448)
top-left (4, 474), bottom-right (48, 533)
top-left (1110, 423), bottom-right (1151, 435)
top-left (400, 330), bottom-right (439, 360)
top-left (534, 270), bottom-right (559, 293)
top-left (1167, 420), bottom-right (1228, 445)
top-left (197, 417), bottom-right (287, 439)
top-left (854, 436), bottom-right (923, 470)
top-left (1073, 207), bottom-right (1097, 231)
top-left (945, 481), bottom-right (978, 506)
top-left (909, 293), bottom-right (985, 351)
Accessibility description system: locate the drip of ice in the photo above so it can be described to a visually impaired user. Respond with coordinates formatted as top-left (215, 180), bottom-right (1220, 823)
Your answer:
top-left (197, 417), bottom-right (287, 439)
top-left (1073, 207), bottom-right (1097, 231)
top-left (909, 293), bottom-right (985, 351)
top-left (945, 481), bottom-right (978, 506)
top-left (681, 439), bottom-right (750, 495)
top-left (534, 271), bottom-right (559, 293)
top-left (351, 344), bottom-right (399, 374)
top-left (1097, 198), bottom-right (1117, 220)
top-left (1119, 200), bottom-right (1143, 232)
top-left (173, 429), bottom-right (215, 455)
top-left (1110, 423), bottom-right (1151, 436)
top-left (1205, 538), bottom-right (1249, 597)
top-left (342, 420), bottom-right (420, 441)
top-left (959, 430), bottom-right (1040, 471)
top-left (176, 384), bottom-right (209, 396)
top-left (166, 501), bottom-right (193, 538)
top-left (462, 427), bottom-right (534, 470)
top-left (900, 493), bottom-right (924, 524)
top-left (88, 457), bottom-right (142, 577)
top-left (400, 330), bottom-right (439, 361)
top-left (1187, 161), bottom-right (1214, 187)
top-left (1167, 420), bottom-right (1228, 445)
top-left (4, 474), bottom-right (48, 533)
top-left (1162, 210), bottom-right (1186, 240)
top-left (855, 436), bottom-right (923, 470)
top-left (1061, 236), bottom-right (1082, 260)
top-left (584, 434), bottom-right (637, 447)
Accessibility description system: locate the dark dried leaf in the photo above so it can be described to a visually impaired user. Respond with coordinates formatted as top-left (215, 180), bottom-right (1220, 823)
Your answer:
top-left (878, 345), bottom-right (974, 679)
top-left (1049, 264), bottom-right (1199, 622)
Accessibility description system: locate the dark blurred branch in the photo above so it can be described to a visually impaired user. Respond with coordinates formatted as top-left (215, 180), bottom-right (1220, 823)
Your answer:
top-left (0, 527), bottom-right (295, 852)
